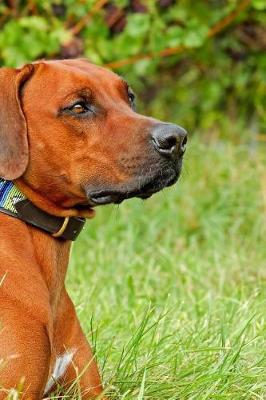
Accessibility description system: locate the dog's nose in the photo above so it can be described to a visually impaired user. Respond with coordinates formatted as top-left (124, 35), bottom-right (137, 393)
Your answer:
top-left (151, 124), bottom-right (187, 157)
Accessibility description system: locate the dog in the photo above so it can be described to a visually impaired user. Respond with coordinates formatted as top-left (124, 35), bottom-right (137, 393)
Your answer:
top-left (0, 59), bottom-right (187, 399)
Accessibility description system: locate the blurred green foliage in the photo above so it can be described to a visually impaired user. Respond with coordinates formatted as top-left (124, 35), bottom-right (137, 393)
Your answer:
top-left (0, 0), bottom-right (265, 139)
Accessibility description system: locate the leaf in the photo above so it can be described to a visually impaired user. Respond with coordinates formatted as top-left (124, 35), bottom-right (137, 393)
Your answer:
top-left (252, 0), bottom-right (266, 10)
top-left (137, 369), bottom-right (146, 400)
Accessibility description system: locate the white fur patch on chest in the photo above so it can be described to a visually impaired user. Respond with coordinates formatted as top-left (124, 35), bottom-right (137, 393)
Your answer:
top-left (44, 349), bottom-right (76, 395)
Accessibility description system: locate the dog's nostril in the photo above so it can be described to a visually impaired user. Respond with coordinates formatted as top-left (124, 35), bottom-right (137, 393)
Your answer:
top-left (153, 134), bottom-right (177, 151)
top-left (167, 136), bottom-right (177, 151)
top-left (180, 135), bottom-right (187, 152)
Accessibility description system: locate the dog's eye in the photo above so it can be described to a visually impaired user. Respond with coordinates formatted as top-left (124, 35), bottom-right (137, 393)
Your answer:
top-left (70, 102), bottom-right (90, 114)
top-left (128, 89), bottom-right (136, 110)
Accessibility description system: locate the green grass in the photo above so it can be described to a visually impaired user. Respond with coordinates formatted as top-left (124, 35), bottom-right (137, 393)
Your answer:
top-left (57, 138), bottom-right (265, 399)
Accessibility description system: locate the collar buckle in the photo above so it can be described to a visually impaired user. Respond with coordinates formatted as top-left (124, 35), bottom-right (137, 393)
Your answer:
top-left (52, 216), bottom-right (70, 238)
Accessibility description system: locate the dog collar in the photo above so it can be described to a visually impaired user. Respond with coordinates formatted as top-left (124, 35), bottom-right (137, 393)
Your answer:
top-left (0, 179), bottom-right (85, 241)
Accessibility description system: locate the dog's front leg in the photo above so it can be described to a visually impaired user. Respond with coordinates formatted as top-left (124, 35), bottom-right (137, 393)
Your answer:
top-left (0, 302), bottom-right (51, 400)
top-left (49, 289), bottom-right (105, 399)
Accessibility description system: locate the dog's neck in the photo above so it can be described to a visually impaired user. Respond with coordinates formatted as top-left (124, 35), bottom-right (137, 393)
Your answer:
top-left (0, 212), bottom-right (71, 309)
top-left (29, 225), bottom-right (71, 309)
top-left (0, 178), bottom-right (86, 304)
top-left (15, 177), bottom-right (95, 219)
top-left (0, 179), bottom-right (87, 241)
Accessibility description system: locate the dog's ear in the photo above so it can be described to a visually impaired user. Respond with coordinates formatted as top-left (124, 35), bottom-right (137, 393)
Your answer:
top-left (0, 64), bottom-right (34, 180)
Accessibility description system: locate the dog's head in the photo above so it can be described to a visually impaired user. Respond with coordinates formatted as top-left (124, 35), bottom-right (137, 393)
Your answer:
top-left (0, 59), bottom-right (187, 216)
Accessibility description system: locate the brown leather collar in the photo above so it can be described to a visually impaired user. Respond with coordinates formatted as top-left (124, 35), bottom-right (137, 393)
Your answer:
top-left (2, 199), bottom-right (86, 241)
top-left (0, 178), bottom-right (86, 240)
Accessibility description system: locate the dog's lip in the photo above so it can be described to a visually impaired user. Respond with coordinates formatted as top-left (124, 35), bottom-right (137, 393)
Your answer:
top-left (75, 203), bottom-right (95, 210)
top-left (87, 170), bottom-right (180, 206)
top-left (89, 190), bottom-right (153, 205)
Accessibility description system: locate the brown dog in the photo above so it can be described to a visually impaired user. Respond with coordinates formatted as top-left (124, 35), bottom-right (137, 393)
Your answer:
top-left (0, 59), bottom-right (187, 399)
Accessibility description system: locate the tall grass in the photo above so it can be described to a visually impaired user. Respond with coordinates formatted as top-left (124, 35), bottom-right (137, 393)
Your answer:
top-left (55, 138), bottom-right (265, 399)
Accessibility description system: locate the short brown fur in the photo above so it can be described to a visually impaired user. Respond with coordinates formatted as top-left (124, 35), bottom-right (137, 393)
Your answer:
top-left (0, 59), bottom-right (185, 399)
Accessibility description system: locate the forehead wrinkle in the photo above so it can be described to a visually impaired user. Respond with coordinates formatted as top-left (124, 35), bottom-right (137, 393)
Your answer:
top-left (57, 62), bottom-right (128, 99)
top-left (66, 87), bottom-right (92, 98)
top-left (68, 72), bottom-right (128, 106)
top-left (30, 61), bottom-right (129, 108)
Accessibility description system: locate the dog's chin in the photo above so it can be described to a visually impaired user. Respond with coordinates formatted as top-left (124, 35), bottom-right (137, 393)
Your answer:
top-left (85, 168), bottom-right (181, 206)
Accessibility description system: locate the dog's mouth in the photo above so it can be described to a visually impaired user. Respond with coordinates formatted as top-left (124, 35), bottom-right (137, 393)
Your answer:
top-left (86, 168), bottom-right (180, 206)
top-left (89, 189), bottom-right (153, 206)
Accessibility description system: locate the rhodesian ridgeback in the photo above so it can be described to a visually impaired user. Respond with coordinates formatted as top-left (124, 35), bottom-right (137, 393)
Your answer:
top-left (0, 59), bottom-right (187, 399)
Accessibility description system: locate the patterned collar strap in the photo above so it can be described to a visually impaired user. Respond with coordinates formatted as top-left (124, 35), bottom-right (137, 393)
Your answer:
top-left (0, 178), bottom-right (85, 241)
top-left (0, 179), bottom-right (26, 216)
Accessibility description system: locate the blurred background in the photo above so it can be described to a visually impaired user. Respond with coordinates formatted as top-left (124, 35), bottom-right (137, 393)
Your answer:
top-left (0, 0), bottom-right (265, 141)
top-left (1, 1), bottom-right (266, 398)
